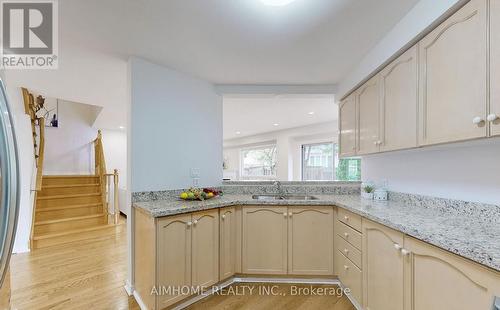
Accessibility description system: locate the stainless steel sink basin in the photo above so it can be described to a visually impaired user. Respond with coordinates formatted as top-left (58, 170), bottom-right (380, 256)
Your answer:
top-left (251, 194), bottom-right (318, 200)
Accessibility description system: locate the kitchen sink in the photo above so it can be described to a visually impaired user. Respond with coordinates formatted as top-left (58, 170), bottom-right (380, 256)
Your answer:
top-left (251, 194), bottom-right (318, 200)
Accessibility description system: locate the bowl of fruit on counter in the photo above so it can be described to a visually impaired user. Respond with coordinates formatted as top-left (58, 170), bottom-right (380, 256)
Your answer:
top-left (179, 188), bottom-right (222, 201)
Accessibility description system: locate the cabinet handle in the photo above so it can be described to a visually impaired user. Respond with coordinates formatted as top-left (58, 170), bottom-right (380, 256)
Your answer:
top-left (344, 265), bottom-right (349, 270)
top-left (221, 214), bottom-right (226, 220)
top-left (373, 141), bottom-right (378, 145)
top-left (472, 116), bottom-right (484, 125)
top-left (344, 215), bottom-right (349, 221)
top-left (401, 249), bottom-right (410, 256)
top-left (193, 220), bottom-right (198, 225)
top-left (351, 147), bottom-right (356, 151)
top-left (394, 243), bottom-right (402, 250)
top-left (283, 212), bottom-right (287, 218)
top-left (344, 248), bottom-right (349, 254)
top-left (487, 114), bottom-right (499, 122)
top-left (288, 212), bottom-right (293, 217)
top-left (344, 232), bottom-right (349, 238)
top-left (186, 221), bottom-right (192, 227)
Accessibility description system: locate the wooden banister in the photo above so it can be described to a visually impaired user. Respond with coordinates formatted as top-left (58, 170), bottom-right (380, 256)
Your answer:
top-left (94, 130), bottom-right (120, 224)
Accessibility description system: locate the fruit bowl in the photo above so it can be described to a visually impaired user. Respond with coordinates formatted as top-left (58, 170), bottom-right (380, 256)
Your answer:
top-left (179, 188), bottom-right (222, 201)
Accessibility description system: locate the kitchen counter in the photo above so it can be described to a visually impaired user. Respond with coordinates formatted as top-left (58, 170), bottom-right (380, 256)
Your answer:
top-left (133, 194), bottom-right (500, 272)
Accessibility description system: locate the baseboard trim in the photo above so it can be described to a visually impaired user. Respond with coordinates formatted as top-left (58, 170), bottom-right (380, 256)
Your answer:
top-left (133, 290), bottom-right (148, 310)
top-left (165, 276), bottom-right (362, 310)
top-left (124, 280), bottom-right (134, 296)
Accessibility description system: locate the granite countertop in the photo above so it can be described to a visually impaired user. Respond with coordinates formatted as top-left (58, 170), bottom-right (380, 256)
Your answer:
top-left (133, 194), bottom-right (500, 272)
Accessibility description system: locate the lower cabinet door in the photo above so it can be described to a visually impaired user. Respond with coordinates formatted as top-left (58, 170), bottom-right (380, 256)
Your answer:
top-left (157, 214), bottom-right (192, 308)
top-left (362, 219), bottom-right (405, 310)
top-left (288, 206), bottom-right (333, 275)
top-left (191, 209), bottom-right (219, 288)
top-left (242, 206), bottom-right (288, 274)
top-left (219, 207), bottom-right (236, 280)
top-left (405, 236), bottom-right (499, 310)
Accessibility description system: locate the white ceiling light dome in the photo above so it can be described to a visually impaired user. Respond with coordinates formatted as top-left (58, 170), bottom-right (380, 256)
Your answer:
top-left (260, 0), bottom-right (297, 6)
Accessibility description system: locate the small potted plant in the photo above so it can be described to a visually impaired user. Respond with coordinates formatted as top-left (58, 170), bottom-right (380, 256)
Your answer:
top-left (361, 185), bottom-right (374, 200)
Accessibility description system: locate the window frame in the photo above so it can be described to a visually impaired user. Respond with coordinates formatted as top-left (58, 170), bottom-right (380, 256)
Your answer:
top-left (239, 144), bottom-right (278, 179)
top-left (301, 141), bottom-right (335, 181)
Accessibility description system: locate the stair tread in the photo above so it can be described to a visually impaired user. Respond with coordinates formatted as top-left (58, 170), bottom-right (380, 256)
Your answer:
top-left (35, 213), bottom-right (106, 225)
top-left (37, 193), bottom-right (101, 200)
top-left (41, 183), bottom-right (100, 189)
top-left (33, 222), bottom-right (123, 240)
top-left (36, 203), bottom-right (103, 212)
top-left (43, 175), bottom-right (99, 178)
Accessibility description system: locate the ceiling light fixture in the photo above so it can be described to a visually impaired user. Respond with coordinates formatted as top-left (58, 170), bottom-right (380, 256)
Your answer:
top-left (308, 111), bottom-right (315, 115)
top-left (235, 131), bottom-right (241, 135)
top-left (273, 123), bottom-right (279, 126)
top-left (260, 0), bottom-right (297, 6)
top-left (119, 126), bottom-right (125, 129)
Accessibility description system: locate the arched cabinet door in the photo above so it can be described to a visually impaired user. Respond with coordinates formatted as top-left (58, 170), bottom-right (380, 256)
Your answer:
top-left (191, 209), bottom-right (219, 288)
top-left (362, 219), bottom-right (405, 310)
top-left (219, 207), bottom-right (236, 280)
top-left (157, 214), bottom-right (192, 308)
top-left (339, 94), bottom-right (357, 157)
top-left (356, 75), bottom-right (381, 155)
top-left (287, 206), bottom-right (333, 275)
top-left (404, 237), bottom-right (500, 310)
top-left (242, 206), bottom-right (288, 274)
top-left (418, 0), bottom-right (487, 145)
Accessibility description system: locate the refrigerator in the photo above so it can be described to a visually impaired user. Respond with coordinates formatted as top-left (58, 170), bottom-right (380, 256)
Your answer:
top-left (0, 78), bottom-right (20, 309)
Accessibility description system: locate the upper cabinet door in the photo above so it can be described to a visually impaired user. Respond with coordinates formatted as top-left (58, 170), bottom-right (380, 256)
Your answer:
top-left (339, 94), bottom-right (357, 157)
top-left (379, 45), bottom-right (418, 151)
top-left (191, 209), bottom-right (219, 288)
top-left (490, 0), bottom-right (500, 136)
top-left (356, 75), bottom-right (380, 155)
top-left (418, 0), bottom-right (487, 145)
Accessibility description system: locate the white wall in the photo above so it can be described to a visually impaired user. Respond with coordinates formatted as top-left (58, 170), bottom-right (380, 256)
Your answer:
top-left (42, 100), bottom-right (100, 175)
top-left (223, 122), bottom-right (337, 181)
top-left (337, 0), bottom-right (462, 98)
top-left (362, 139), bottom-right (500, 205)
top-left (130, 58), bottom-right (223, 192)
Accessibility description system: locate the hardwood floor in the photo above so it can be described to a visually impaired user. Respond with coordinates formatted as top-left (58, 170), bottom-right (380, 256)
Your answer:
top-left (3, 216), bottom-right (355, 310)
top-left (5, 215), bottom-right (139, 310)
top-left (187, 283), bottom-right (356, 310)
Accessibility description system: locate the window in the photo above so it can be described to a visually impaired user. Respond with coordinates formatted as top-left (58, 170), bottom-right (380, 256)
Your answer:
top-left (302, 143), bottom-right (334, 181)
top-left (302, 143), bottom-right (361, 181)
top-left (240, 145), bottom-right (277, 179)
top-left (335, 145), bottom-right (361, 181)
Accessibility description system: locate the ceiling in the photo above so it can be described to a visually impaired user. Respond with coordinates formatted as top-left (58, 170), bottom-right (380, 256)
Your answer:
top-left (223, 94), bottom-right (337, 139)
top-left (60, 0), bottom-right (419, 84)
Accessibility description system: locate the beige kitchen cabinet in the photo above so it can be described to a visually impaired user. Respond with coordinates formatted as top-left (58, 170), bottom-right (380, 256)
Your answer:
top-left (490, 0), bottom-right (500, 136)
top-left (362, 219), bottom-right (405, 310)
top-left (379, 45), bottom-right (418, 151)
top-left (191, 210), bottom-right (219, 288)
top-left (287, 206), bottom-right (333, 275)
top-left (157, 213), bottom-right (192, 308)
top-left (219, 207), bottom-right (236, 280)
top-left (404, 236), bottom-right (500, 310)
top-left (335, 248), bottom-right (363, 304)
top-left (418, 0), bottom-right (487, 145)
top-left (356, 75), bottom-right (381, 155)
top-left (339, 94), bottom-right (357, 157)
top-left (242, 206), bottom-right (288, 274)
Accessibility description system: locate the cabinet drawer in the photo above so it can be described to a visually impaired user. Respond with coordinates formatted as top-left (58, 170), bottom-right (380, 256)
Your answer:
top-left (335, 249), bottom-right (362, 303)
top-left (336, 234), bottom-right (362, 269)
top-left (338, 208), bottom-right (361, 232)
top-left (337, 221), bottom-right (362, 250)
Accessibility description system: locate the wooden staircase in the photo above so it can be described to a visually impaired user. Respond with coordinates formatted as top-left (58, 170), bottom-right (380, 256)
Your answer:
top-left (32, 175), bottom-right (122, 249)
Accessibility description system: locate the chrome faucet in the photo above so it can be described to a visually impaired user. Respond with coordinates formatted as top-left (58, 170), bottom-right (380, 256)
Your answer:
top-left (273, 181), bottom-right (283, 196)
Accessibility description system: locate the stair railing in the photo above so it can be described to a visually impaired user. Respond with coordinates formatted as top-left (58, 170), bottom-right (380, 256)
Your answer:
top-left (94, 130), bottom-right (120, 224)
